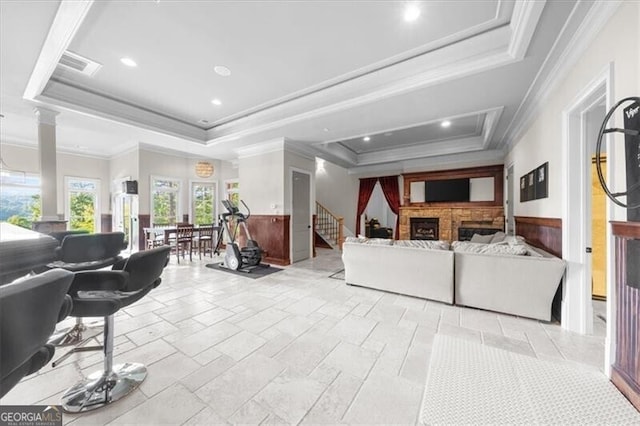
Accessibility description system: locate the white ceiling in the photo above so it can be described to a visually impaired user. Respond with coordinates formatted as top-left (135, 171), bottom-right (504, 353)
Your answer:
top-left (0, 1), bottom-right (605, 174)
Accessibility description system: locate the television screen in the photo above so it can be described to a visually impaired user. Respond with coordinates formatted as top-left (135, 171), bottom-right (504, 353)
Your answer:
top-left (425, 178), bottom-right (470, 202)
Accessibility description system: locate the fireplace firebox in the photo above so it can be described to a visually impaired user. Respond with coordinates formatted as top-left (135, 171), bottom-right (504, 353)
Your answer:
top-left (410, 218), bottom-right (439, 240)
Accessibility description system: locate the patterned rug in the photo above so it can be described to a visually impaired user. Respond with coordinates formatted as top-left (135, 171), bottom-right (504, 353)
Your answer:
top-left (420, 335), bottom-right (640, 425)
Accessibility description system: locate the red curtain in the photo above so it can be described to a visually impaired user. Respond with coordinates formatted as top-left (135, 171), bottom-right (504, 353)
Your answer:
top-left (356, 178), bottom-right (378, 236)
top-left (379, 175), bottom-right (401, 239)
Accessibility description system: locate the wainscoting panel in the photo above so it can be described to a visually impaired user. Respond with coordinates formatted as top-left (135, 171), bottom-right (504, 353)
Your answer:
top-left (611, 221), bottom-right (640, 411)
top-left (101, 214), bottom-right (112, 232)
top-left (514, 216), bottom-right (562, 257)
top-left (246, 215), bottom-right (290, 266)
top-left (139, 214), bottom-right (151, 251)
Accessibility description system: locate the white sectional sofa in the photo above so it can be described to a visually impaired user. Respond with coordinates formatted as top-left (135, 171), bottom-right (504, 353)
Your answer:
top-left (342, 239), bottom-right (454, 304)
top-left (341, 235), bottom-right (566, 321)
top-left (453, 241), bottom-right (566, 321)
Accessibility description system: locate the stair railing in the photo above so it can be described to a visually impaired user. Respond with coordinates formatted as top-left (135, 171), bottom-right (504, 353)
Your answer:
top-left (315, 202), bottom-right (344, 249)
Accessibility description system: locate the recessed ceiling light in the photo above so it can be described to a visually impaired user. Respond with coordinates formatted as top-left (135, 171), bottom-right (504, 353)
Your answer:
top-left (211, 99), bottom-right (222, 106)
top-left (214, 65), bottom-right (231, 77)
top-left (120, 57), bottom-right (137, 67)
top-left (323, 128), bottom-right (330, 132)
top-left (441, 120), bottom-right (451, 128)
top-left (404, 3), bottom-right (421, 22)
top-left (363, 136), bottom-right (371, 142)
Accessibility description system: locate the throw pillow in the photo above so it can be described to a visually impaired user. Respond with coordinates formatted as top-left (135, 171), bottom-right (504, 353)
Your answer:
top-left (479, 244), bottom-right (528, 256)
top-left (451, 241), bottom-right (487, 253)
top-left (470, 233), bottom-right (493, 244)
top-left (490, 231), bottom-right (506, 244)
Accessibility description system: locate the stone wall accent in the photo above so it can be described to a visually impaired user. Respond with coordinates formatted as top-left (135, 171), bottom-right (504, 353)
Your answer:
top-left (399, 206), bottom-right (504, 242)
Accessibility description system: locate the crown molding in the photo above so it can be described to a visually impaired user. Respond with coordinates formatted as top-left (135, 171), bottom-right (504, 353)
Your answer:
top-left (23, 0), bottom-right (94, 101)
top-left (508, 0), bottom-right (546, 59)
top-left (235, 138), bottom-right (286, 159)
top-left (501, 0), bottom-right (622, 150)
top-left (39, 82), bottom-right (207, 142)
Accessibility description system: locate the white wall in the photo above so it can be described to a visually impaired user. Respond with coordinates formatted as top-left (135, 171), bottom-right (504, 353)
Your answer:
top-left (505, 1), bottom-right (639, 222)
top-left (315, 158), bottom-right (359, 234)
top-left (239, 151), bottom-right (284, 215)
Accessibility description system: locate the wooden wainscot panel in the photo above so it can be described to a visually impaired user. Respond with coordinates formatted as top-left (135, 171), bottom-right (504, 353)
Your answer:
top-left (611, 221), bottom-right (640, 412)
top-left (514, 216), bottom-right (562, 257)
top-left (101, 214), bottom-right (112, 232)
top-left (139, 214), bottom-right (151, 250)
top-left (246, 215), bottom-right (290, 266)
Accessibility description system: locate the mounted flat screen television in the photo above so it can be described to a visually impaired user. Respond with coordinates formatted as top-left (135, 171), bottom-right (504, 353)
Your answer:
top-left (425, 178), bottom-right (470, 202)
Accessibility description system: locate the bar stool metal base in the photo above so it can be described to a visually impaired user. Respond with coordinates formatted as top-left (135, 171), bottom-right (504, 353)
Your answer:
top-left (49, 318), bottom-right (103, 347)
top-left (61, 362), bottom-right (146, 413)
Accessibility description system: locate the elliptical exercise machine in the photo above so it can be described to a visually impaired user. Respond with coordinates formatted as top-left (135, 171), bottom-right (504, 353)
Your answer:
top-left (215, 199), bottom-right (268, 272)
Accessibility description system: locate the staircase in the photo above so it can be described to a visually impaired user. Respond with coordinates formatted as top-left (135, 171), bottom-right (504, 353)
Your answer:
top-left (315, 202), bottom-right (344, 250)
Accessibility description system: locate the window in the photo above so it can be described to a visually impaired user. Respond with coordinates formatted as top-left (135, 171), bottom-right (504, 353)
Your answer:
top-left (225, 179), bottom-right (239, 207)
top-left (191, 182), bottom-right (216, 225)
top-left (151, 177), bottom-right (180, 225)
top-left (65, 177), bottom-right (100, 233)
top-left (0, 172), bottom-right (41, 229)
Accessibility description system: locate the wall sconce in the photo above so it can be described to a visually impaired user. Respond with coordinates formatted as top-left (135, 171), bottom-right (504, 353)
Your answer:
top-left (195, 161), bottom-right (214, 178)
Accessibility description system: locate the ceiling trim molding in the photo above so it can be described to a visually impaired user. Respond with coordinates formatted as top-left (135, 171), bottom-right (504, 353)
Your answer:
top-left (206, 47), bottom-right (516, 148)
top-left (37, 83), bottom-right (207, 142)
top-left (108, 143), bottom-right (140, 160)
top-left (236, 138), bottom-right (286, 159)
top-left (508, 0), bottom-right (546, 59)
top-left (207, 3), bottom-right (514, 129)
top-left (501, 0), bottom-right (622, 150)
top-left (23, 0), bottom-right (94, 101)
top-left (357, 136), bottom-right (484, 166)
top-left (482, 106), bottom-right (504, 148)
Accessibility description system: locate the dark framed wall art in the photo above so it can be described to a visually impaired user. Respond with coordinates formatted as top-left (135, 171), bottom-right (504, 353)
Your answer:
top-left (519, 162), bottom-right (549, 202)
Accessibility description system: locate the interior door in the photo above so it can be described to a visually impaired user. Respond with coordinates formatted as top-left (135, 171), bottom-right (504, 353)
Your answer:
top-left (291, 170), bottom-right (311, 263)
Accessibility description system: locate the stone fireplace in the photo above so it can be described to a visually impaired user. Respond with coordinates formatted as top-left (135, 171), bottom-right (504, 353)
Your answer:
top-left (399, 206), bottom-right (504, 241)
top-left (410, 218), bottom-right (439, 240)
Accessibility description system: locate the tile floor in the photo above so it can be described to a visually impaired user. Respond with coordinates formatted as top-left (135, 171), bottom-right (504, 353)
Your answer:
top-left (1, 248), bottom-right (608, 425)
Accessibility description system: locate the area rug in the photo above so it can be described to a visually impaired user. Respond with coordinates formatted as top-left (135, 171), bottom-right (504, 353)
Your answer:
top-left (328, 269), bottom-right (345, 280)
top-left (205, 262), bottom-right (282, 279)
top-left (420, 335), bottom-right (640, 425)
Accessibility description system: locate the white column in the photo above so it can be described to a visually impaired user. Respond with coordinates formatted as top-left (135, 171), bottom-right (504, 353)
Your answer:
top-left (34, 107), bottom-right (60, 221)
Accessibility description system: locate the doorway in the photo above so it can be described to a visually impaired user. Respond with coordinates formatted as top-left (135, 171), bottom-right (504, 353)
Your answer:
top-left (113, 193), bottom-right (138, 252)
top-left (562, 65), bottom-right (612, 366)
top-left (506, 164), bottom-right (515, 235)
top-left (291, 169), bottom-right (311, 263)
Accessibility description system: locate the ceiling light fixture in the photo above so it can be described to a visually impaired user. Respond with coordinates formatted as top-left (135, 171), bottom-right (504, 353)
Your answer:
top-left (323, 128), bottom-right (330, 132)
top-left (120, 57), bottom-right (137, 67)
top-left (195, 161), bottom-right (214, 178)
top-left (214, 65), bottom-right (231, 77)
top-left (404, 3), bottom-right (421, 22)
top-left (211, 99), bottom-right (222, 106)
top-left (363, 136), bottom-right (371, 142)
top-left (441, 120), bottom-right (451, 128)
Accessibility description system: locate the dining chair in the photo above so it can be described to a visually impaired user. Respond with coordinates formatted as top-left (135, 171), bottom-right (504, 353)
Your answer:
top-left (173, 224), bottom-right (194, 263)
top-left (195, 224), bottom-right (215, 259)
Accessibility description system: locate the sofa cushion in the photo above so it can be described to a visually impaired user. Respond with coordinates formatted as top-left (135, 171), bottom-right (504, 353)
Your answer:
top-left (345, 236), bottom-right (367, 244)
top-left (470, 233), bottom-right (493, 243)
top-left (490, 231), bottom-right (506, 244)
top-left (452, 240), bottom-right (529, 256)
top-left (394, 240), bottom-right (450, 250)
